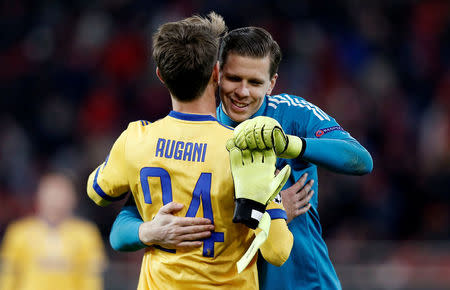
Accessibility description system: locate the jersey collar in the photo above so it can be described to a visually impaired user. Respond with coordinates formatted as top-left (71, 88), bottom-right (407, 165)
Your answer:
top-left (169, 111), bottom-right (217, 122)
top-left (216, 96), bottom-right (268, 127)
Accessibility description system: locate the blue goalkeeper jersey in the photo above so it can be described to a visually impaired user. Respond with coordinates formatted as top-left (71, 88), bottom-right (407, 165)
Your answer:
top-left (217, 94), bottom-right (362, 290)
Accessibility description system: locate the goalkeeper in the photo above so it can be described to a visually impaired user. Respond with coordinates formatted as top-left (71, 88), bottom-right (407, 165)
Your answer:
top-left (215, 27), bottom-right (373, 290)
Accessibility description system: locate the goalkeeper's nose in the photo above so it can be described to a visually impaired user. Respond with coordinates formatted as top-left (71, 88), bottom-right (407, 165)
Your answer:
top-left (235, 83), bottom-right (250, 98)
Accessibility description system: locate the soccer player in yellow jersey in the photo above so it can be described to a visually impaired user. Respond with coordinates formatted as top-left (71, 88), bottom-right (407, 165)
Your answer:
top-left (0, 173), bottom-right (106, 290)
top-left (86, 12), bottom-right (293, 289)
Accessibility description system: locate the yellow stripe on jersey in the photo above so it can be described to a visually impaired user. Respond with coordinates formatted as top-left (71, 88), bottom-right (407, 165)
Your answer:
top-left (86, 111), bottom-right (291, 289)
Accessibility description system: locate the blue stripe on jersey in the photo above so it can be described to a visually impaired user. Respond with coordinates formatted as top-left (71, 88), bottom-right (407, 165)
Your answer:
top-left (93, 167), bottom-right (127, 201)
top-left (217, 121), bottom-right (234, 131)
top-left (102, 154), bottom-right (110, 169)
top-left (267, 209), bottom-right (287, 220)
top-left (154, 245), bottom-right (176, 253)
top-left (169, 111), bottom-right (217, 122)
top-left (168, 110), bottom-right (233, 131)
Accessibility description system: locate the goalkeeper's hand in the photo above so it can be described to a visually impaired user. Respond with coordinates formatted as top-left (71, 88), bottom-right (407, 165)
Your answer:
top-left (227, 139), bottom-right (291, 229)
top-left (233, 116), bottom-right (305, 159)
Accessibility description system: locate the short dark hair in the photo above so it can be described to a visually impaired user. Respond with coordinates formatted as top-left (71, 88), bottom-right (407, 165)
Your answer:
top-left (152, 12), bottom-right (227, 101)
top-left (219, 27), bottom-right (282, 78)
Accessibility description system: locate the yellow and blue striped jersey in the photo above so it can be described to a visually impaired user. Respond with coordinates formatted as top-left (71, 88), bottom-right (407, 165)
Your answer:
top-left (0, 217), bottom-right (105, 290)
top-left (87, 111), bottom-right (291, 289)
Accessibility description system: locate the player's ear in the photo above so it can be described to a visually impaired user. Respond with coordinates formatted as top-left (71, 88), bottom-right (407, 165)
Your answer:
top-left (156, 67), bottom-right (165, 84)
top-left (212, 61), bottom-right (220, 84)
top-left (266, 73), bottom-right (278, 95)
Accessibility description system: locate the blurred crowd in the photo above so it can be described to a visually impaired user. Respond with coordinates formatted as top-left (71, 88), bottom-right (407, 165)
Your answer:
top-left (1, 0), bottom-right (449, 283)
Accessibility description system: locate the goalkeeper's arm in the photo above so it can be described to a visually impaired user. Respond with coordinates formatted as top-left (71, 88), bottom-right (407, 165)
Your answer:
top-left (110, 197), bottom-right (214, 252)
top-left (233, 116), bottom-right (373, 175)
top-left (110, 203), bottom-right (146, 252)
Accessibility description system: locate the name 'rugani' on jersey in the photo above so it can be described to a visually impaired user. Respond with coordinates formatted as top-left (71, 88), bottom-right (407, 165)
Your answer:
top-left (155, 138), bottom-right (207, 162)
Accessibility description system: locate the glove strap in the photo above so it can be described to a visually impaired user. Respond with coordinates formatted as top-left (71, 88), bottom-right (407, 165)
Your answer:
top-left (279, 136), bottom-right (306, 159)
top-left (297, 137), bottom-right (306, 158)
top-left (232, 198), bottom-right (267, 229)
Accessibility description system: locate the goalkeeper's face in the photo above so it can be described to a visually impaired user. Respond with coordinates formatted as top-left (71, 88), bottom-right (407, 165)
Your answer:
top-left (219, 53), bottom-right (277, 123)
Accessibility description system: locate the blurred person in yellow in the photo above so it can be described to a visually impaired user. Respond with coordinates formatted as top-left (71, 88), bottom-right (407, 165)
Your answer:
top-left (86, 12), bottom-right (293, 290)
top-left (0, 172), bottom-right (106, 290)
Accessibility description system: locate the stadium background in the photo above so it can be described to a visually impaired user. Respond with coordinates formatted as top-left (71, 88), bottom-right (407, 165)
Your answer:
top-left (1, 0), bottom-right (449, 289)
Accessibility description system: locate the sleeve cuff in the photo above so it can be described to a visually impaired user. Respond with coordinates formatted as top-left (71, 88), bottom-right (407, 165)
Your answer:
top-left (267, 209), bottom-right (288, 220)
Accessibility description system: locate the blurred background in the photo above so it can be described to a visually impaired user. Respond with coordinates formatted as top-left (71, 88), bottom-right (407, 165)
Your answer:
top-left (0, 0), bottom-right (449, 289)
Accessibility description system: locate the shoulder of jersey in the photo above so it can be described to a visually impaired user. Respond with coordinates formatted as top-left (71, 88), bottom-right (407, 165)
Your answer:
top-left (127, 118), bottom-right (233, 132)
top-left (125, 120), bottom-right (152, 132)
top-left (6, 216), bottom-right (39, 232)
top-left (216, 121), bottom-right (234, 131)
top-left (267, 94), bottom-right (331, 121)
top-left (133, 120), bottom-right (151, 127)
top-left (267, 94), bottom-right (306, 110)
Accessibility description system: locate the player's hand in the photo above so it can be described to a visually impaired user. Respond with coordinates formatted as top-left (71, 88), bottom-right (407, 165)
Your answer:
top-left (227, 139), bottom-right (291, 229)
top-left (233, 116), bottom-right (305, 159)
top-left (280, 173), bottom-right (314, 223)
top-left (139, 202), bottom-right (215, 249)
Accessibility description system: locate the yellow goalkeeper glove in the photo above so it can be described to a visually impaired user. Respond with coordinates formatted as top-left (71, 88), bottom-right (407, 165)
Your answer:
top-left (227, 139), bottom-right (291, 229)
top-left (233, 116), bottom-right (305, 159)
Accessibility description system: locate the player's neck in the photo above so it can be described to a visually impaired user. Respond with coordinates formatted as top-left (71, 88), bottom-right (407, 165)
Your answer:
top-left (38, 213), bottom-right (69, 228)
top-left (171, 84), bottom-right (217, 117)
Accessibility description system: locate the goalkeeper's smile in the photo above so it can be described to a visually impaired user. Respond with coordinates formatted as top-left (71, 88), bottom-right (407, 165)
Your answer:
top-left (219, 53), bottom-right (278, 123)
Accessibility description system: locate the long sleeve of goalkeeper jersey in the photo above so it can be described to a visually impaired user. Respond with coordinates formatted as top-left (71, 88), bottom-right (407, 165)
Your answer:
top-left (302, 137), bottom-right (373, 175)
top-left (110, 205), bottom-right (146, 252)
top-left (270, 94), bottom-right (373, 176)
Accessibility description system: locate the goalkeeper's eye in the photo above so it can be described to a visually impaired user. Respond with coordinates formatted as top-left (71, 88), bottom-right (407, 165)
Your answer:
top-left (226, 75), bottom-right (241, 82)
top-left (249, 80), bottom-right (263, 86)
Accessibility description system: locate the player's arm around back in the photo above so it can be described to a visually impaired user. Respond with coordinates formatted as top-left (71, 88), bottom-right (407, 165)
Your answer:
top-left (233, 108), bottom-right (373, 175)
top-left (302, 137), bottom-right (373, 175)
top-left (258, 202), bottom-right (293, 266)
top-left (292, 99), bottom-right (373, 175)
top-left (110, 197), bottom-right (215, 252)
